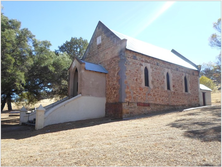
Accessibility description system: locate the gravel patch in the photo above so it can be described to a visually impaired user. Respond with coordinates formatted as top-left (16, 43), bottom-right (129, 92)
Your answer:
top-left (1, 105), bottom-right (221, 166)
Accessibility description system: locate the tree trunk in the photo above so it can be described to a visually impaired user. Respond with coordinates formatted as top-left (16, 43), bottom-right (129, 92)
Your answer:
top-left (7, 96), bottom-right (12, 111)
top-left (1, 97), bottom-right (7, 111)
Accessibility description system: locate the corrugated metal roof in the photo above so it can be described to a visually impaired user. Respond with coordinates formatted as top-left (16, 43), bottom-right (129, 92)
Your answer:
top-left (110, 29), bottom-right (198, 71)
top-left (81, 60), bottom-right (108, 74)
top-left (200, 84), bottom-right (212, 91)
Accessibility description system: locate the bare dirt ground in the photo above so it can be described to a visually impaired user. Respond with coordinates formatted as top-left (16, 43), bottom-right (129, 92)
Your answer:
top-left (1, 105), bottom-right (221, 166)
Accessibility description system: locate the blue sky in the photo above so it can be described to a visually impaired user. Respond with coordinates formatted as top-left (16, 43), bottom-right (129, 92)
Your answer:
top-left (1, 1), bottom-right (221, 65)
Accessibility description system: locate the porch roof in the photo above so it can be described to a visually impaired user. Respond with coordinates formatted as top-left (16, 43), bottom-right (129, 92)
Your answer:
top-left (81, 60), bottom-right (108, 74)
top-left (200, 84), bottom-right (212, 91)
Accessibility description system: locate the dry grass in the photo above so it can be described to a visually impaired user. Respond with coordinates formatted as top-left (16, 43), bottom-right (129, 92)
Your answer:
top-left (212, 92), bottom-right (221, 105)
top-left (1, 105), bottom-right (221, 166)
top-left (2, 98), bottom-right (58, 111)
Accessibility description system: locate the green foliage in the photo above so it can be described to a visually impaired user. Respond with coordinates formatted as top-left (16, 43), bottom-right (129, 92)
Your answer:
top-left (20, 39), bottom-right (72, 104)
top-left (1, 13), bottom-right (87, 110)
top-left (50, 52), bottom-right (71, 97)
top-left (199, 76), bottom-right (216, 90)
top-left (57, 37), bottom-right (88, 59)
top-left (201, 18), bottom-right (221, 90)
top-left (209, 18), bottom-right (221, 49)
top-left (1, 13), bottom-right (34, 110)
top-left (200, 55), bottom-right (221, 84)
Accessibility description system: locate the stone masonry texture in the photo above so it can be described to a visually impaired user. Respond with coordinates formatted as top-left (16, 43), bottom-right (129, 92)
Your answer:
top-left (122, 50), bottom-right (199, 117)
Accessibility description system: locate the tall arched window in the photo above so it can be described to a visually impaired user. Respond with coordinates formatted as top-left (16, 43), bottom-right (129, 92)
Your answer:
top-left (144, 67), bottom-right (149, 87)
top-left (166, 72), bottom-right (170, 90)
top-left (184, 76), bottom-right (188, 92)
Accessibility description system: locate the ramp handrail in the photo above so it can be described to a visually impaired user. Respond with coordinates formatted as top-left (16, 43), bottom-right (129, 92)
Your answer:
top-left (44, 97), bottom-right (69, 111)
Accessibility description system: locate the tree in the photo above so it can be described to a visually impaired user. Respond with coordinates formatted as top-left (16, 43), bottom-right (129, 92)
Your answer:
top-left (1, 13), bottom-right (34, 110)
top-left (201, 18), bottom-right (222, 86)
top-left (56, 37), bottom-right (88, 60)
top-left (209, 18), bottom-right (221, 49)
top-left (213, 54), bottom-right (221, 83)
top-left (200, 56), bottom-right (221, 84)
top-left (18, 39), bottom-right (72, 105)
top-left (1, 13), bottom-right (88, 110)
top-left (1, 13), bottom-right (71, 110)
top-left (199, 76), bottom-right (216, 90)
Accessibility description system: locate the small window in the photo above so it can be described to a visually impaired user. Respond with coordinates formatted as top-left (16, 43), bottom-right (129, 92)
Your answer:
top-left (166, 72), bottom-right (170, 90)
top-left (97, 36), bottom-right (101, 45)
top-left (184, 76), bottom-right (188, 92)
top-left (144, 67), bottom-right (149, 87)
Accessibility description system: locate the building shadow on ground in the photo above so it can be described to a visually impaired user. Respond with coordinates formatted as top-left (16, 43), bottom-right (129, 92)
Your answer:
top-left (167, 105), bottom-right (221, 142)
top-left (2, 105), bottom-right (221, 141)
top-left (1, 117), bottom-right (121, 140)
top-left (1, 109), bottom-right (182, 140)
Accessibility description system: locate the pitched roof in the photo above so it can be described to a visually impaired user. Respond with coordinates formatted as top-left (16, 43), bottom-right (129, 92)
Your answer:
top-left (200, 84), bottom-right (212, 91)
top-left (81, 60), bottom-right (108, 74)
top-left (69, 57), bottom-right (108, 74)
top-left (110, 29), bottom-right (198, 71)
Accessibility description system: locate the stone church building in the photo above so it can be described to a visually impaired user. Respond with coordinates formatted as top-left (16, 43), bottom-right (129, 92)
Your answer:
top-left (68, 21), bottom-right (200, 119)
top-left (21, 21), bottom-right (203, 129)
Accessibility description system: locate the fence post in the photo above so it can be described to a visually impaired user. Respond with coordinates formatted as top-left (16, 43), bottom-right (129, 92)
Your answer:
top-left (20, 106), bottom-right (27, 125)
top-left (35, 104), bottom-right (45, 130)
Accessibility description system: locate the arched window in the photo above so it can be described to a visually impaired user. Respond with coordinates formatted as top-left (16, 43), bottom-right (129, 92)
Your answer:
top-left (144, 67), bottom-right (149, 87)
top-left (184, 76), bottom-right (188, 92)
top-left (166, 72), bottom-right (170, 90)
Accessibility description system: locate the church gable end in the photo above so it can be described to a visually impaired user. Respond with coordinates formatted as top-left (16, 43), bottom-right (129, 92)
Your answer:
top-left (82, 21), bottom-right (125, 64)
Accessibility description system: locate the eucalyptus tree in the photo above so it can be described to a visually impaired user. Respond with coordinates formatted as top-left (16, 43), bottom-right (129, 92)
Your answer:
top-left (56, 37), bottom-right (88, 59)
top-left (1, 13), bottom-right (34, 110)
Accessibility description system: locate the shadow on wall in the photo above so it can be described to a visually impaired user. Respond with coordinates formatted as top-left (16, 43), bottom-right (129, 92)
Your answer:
top-left (167, 105), bottom-right (221, 142)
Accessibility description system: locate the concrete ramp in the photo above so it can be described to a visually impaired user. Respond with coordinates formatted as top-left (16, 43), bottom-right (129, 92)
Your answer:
top-left (44, 95), bottom-right (106, 127)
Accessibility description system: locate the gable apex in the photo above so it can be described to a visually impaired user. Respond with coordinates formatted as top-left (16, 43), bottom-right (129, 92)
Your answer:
top-left (81, 21), bottom-right (123, 60)
top-left (96, 21), bottom-right (122, 41)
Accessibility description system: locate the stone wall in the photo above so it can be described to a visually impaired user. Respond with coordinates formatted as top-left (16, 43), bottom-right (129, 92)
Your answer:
top-left (81, 69), bottom-right (106, 97)
top-left (123, 50), bottom-right (200, 117)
